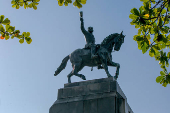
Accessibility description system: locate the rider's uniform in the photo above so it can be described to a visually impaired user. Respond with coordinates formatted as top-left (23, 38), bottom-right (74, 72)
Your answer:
top-left (80, 19), bottom-right (96, 58)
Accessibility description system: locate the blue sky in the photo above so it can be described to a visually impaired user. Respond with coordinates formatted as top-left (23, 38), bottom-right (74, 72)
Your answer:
top-left (0, 0), bottom-right (170, 113)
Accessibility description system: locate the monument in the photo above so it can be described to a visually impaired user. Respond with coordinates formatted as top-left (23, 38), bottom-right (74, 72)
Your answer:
top-left (50, 12), bottom-right (133, 113)
top-left (54, 11), bottom-right (125, 83)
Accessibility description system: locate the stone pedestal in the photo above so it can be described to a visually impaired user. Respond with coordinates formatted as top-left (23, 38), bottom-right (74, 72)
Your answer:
top-left (49, 77), bottom-right (133, 113)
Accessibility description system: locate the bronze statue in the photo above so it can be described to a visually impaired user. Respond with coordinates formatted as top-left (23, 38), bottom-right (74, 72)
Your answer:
top-left (54, 12), bottom-right (125, 83)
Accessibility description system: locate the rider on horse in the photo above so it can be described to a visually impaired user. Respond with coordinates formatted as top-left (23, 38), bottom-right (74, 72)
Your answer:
top-left (80, 11), bottom-right (97, 59)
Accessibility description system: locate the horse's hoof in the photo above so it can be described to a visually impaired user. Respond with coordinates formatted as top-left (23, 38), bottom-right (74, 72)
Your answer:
top-left (68, 78), bottom-right (71, 83)
top-left (107, 74), bottom-right (112, 78)
top-left (82, 75), bottom-right (86, 80)
top-left (114, 76), bottom-right (117, 80)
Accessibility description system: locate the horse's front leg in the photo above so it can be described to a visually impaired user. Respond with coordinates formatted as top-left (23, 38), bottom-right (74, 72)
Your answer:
top-left (101, 57), bottom-right (112, 78)
top-left (108, 61), bottom-right (120, 80)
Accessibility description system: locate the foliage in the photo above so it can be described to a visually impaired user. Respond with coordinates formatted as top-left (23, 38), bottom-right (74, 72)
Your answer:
top-left (10, 0), bottom-right (86, 9)
top-left (11, 0), bottom-right (40, 10)
top-left (0, 0), bottom-right (86, 44)
top-left (0, 15), bottom-right (32, 44)
top-left (0, 0), bottom-right (38, 44)
top-left (1, 0), bottom-right (168, 87)
top-left (130, 0), bottom-right (170, 87)
top-left (57, 0), bottom-right (86, 9)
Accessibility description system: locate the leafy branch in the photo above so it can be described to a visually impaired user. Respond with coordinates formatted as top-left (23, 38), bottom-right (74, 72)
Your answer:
top-left (11, 0), bottom-right (40, 10)
top-left (57, 0), bottom-right (86, 9)
top-left (0, 15), bottom-right (32, 44)
top-left (130, 0), bottom-right (170, 87)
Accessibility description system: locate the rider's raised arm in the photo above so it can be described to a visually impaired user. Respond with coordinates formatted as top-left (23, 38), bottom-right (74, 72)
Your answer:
top-left (80, 18), bottom-right (88, 35)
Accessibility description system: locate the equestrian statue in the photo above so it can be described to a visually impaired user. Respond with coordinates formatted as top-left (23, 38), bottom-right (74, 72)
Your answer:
top-left (54, 11), bottom-right (125, 83)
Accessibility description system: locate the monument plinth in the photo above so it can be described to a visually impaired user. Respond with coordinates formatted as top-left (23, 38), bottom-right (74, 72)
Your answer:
top-left (49, 77), bottom-right (133, 113)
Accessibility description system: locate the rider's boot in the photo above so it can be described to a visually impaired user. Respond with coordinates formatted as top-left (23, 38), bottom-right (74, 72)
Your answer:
top-left (91, 45), bottom-right (98, 59)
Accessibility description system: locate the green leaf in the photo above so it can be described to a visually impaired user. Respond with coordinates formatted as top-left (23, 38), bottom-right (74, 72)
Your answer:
top-left (0, 15), bottom-right (5, 23)
top-left (149, 27), bottom-right (155, 34)
top-left (0, 25), bottom-right (5, 32)
top-left (73, 0), bottom-right (82, 9)
top-left (166, 61), bottom-right (169, 67)
top-left (160, 77), bottom-right (165, 84)
top-left (22, 32), bottom-right (26, 37)
top-left (133, 35), bottom-right (142, 41)
top-left (156, 75), bottom-right (164, 83)
top-left (33, 5), bottom-right (37, 10)
top-left (160, 71), bottom-right (165, 76)
top-left (12, 4), bottom-right (16, 8)
top-left (58, 0), bottom-right (64, 6)
top-left (161, 9), bottom-right (166, 15)
top-left (158, 17), bottom-right (163, 26)
top-left (5, 25), bottom-right (10, 31)
top-left (130, 8), bottom-right (139, 16)
top-left (14, 30), bottom-right (20, 33)
top-left (2, 33), bottom-right (5, 37)
top-left (129, 14), bottom-right (138, 19)
top-left (149, 48), bottom-right (155, 57)
top-left (137, 41), bottom-right (143, 50)
top-left (151, 0), bottom-right (156, 4)
top-left (64, 1), bottom-right (68, 6)
top-left (80, 0), bottom-right (86, 4)
top-left (2, 18), bottom-right (10, 25)
top-left (16, 4), bottom-right (20, 9)
top-left (8, 26), bottom-right (15, 33)
top-left (142, 42), bottom-right (149, 54)
top-left (26, 32), bottom-right (30, 37)
top-left (24, 3), bottom-right (28, 9)
top-left (34, 3), bottom-right (39, 5)
top-left (64, 0), bottom-right (72, 6)
top-left (167, 52), bottom-right (170, 59)
top-left (136, 36), bottom-right (143, 41)
top-left (162, 82), bottom-right (168, 87)
top-left (130, 20), bottom-right (136, 25)
top-left (19, 39), bottom-right (24, 44)
top-left (167, 34), bottom-right (170, 40)
top-left (153, 8), bottom-right (158, 15)
top-left (5, 34), bottom-right (10, 40)
top-left (26, 38), bottom-right (32, 44)
top-left (160, 27), bottom-right (169, 34)
top-left (143, 1), bottom-right (150, 10)
top-left (11, 1), bottom-right (16, 4)
top-left (11, 35), bottom-right (14, 39)
top-left (138, 28), bottom-right (142, 35)
top-left (19, 3), bottom-right (24, 6)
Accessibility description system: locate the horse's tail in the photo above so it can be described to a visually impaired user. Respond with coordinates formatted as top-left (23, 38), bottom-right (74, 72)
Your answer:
top-left (54, 55), bottom-right (69, 76)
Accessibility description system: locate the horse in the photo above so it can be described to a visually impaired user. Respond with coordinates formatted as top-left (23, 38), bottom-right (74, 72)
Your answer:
top-left (54, 31), bottom-right (125, 83)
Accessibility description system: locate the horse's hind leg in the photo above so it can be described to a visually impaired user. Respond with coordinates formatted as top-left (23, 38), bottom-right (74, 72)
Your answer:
top-left (67, 63), bottom-right (85, 83)
top-left (67, 71), bottom-right (73, 83)
top-left (72, 63), bottom-right (86, 80)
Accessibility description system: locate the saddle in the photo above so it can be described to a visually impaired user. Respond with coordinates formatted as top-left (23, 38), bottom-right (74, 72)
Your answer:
top-left (84, 44), bottom-right (101, 55)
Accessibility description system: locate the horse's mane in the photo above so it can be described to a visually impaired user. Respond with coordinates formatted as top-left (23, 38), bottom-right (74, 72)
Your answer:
top-left (100, 33), bottom-right (119, 46)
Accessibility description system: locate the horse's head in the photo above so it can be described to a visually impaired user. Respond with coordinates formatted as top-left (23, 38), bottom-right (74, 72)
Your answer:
top-left (100, 31), bottom-right (125, 52)
top-left (113, 31), bottom-right (125, 51)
